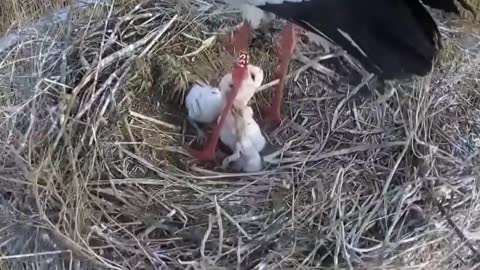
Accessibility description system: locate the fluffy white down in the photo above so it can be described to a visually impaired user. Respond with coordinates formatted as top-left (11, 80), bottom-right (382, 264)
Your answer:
top-left (238, 106), bottom-right (266, 152)
top-left (186, 63), bottom-right (267, 172)
top-left (185, 85), bottom-right (225, 124)
top-left (219, 106), bottom-right (266, 152)
top-left (221, 106), bottom-right (267, 173)
top-left (218, 64), bottom-right (264, 109)
top-left (228, 139), bottom-right (264, 173)
top-left (219, 110), bottom-right (238, 150)
top-left (186, 64), bottom-right (264, 125)
top-left (218, 64), bottom-right (265, 151)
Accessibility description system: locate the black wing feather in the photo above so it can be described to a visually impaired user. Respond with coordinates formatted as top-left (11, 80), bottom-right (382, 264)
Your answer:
top-left (421, 0), bottom-right (460, 13)
top-left (258, 0), bottom-right (446, 79)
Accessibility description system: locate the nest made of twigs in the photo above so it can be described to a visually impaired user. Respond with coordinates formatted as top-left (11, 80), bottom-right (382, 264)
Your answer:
top-left (0, 0), bottom-right (479, 269)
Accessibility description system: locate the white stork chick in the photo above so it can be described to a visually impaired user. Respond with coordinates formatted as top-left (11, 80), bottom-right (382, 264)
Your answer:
top-left (215, 64), bottom-right (266, 172)
top-left (185, 84), bottom-right (224, 124)
top-left (185, 64), bottom-right (264, 125)
top-left (217, 64), bottom-right (264, 150)
top-left (218, 64), bottom-right (264, 109)
top-left (185, 84), bottom-right (225, 139)
top-left (188, 63), bottom-right (264, 161)
top-left (221, 106), bottom-right (267, 173)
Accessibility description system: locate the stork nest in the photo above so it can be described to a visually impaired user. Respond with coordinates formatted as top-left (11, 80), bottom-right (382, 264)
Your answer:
top-left (0, 0), bottom-right (479, 269)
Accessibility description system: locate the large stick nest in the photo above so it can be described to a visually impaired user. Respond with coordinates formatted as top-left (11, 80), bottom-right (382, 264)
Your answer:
top-left (0, 0), bottom-right (479, 269)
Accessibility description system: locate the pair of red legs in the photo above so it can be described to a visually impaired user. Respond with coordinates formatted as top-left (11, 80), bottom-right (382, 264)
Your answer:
top-left (191, 21), bottom-right (301, 161)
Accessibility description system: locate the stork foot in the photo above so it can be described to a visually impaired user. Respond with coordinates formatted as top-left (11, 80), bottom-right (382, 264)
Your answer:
top-left (187, 118), bottom-right (208, 144)
top-left (191, 133), bottom-right (207, 149)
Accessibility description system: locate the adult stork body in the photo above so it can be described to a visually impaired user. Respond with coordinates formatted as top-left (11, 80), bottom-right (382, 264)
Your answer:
top-left (192, 0), bottom-right (466, 161)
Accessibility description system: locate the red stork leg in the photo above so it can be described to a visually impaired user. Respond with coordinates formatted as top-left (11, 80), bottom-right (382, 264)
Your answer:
top-left (190, 23), bottom-right (251, 161)
top-left (224, 21), bottom-right (253, 55)
top-left (263, 23), bottom-right (301, 127)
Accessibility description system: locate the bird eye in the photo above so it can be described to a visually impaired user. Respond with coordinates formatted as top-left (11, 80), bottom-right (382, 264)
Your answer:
top-left (229, 83), bottom-right (234, 89)
top-left (250, 72), bottom-right (256, 81)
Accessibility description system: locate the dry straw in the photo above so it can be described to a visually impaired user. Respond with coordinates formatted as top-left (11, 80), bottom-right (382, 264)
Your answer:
top-left (0, 0), bottom-right (479, 269)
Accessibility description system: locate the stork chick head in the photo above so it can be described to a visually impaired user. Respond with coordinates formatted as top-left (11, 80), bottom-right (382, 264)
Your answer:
top-left (218, 64), bottom-right (264, 108)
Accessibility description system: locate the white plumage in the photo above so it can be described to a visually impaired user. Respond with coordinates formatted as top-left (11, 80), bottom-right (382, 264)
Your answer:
top-left (185, 63), bottom-right (267, 168)
top-left (221, 106), bottom-right (267, 172)
top-left (217, 64), bottom-right (264, 150)
top-left (185, 64), bottom-right (264, 125)
top-left (218, 108), bottom-right (237, 151)
top-left (219, 64), bottom-right (264, 109)
top-left (223, 138), bottom-right (264, 173)
top-left (215, 65), bottom-right (267, 172)
top-left (185, 84), bottom-right (224, 124)
top-left (235, 106), bottom-right (267, 153)
top-left (219, 106), bottom-right (266, 153)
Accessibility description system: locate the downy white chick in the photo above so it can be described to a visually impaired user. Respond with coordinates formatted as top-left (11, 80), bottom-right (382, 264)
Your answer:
top-left (221, 106), bottom-right (267, 172)
top-left (185, 64), bottom-right (264, 138)
top-left (218, 64), bottom-right (264, 109)
top-left (216, 66), bottom-right (266, 172)
top-left (185, 84), bottom-right (224, 137)
top-left (218, 64), bottom-right (264, 151)
top-left (185, 84), bottom-right (224, 123)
